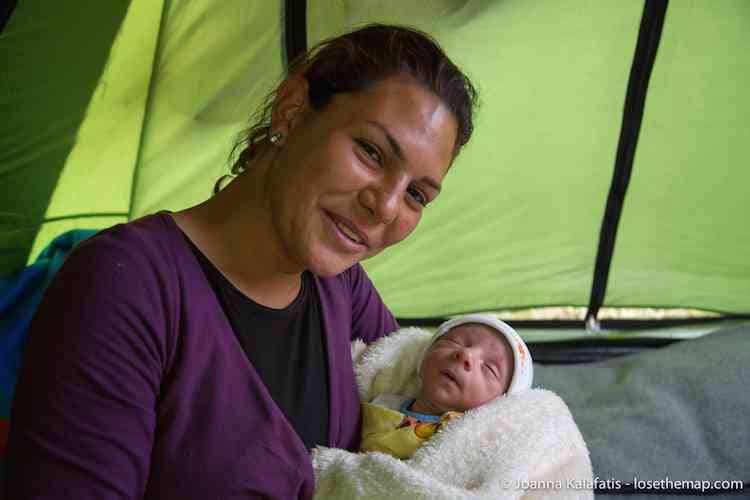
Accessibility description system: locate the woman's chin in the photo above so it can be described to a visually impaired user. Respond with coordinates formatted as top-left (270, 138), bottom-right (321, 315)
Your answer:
top-left (306, 253), bottom-right (359, 277)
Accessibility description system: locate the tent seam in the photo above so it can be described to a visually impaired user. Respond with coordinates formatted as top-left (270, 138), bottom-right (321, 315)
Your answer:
top-left (41, 212), bottom-right (128, 223)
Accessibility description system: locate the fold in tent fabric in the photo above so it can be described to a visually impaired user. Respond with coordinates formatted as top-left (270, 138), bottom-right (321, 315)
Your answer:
top-left (1, 1), bottom-right (749, 321)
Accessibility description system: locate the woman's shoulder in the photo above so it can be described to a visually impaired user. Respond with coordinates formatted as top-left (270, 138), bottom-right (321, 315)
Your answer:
top-left (68, 212), bottom-right (189, 273)
top-left (34, 213), bottom-right (192, 352)
top-left (75, 212), bottom-right (181, 258)
top-left (59, 212), bottom-right (191, 296)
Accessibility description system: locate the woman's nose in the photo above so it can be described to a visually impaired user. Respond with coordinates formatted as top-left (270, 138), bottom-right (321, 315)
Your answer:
top-left (360, 176), bottom-right (405, 224)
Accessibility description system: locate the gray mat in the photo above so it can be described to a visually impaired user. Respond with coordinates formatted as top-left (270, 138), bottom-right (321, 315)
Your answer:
top-left (535, 323), bottom-right (750, 499)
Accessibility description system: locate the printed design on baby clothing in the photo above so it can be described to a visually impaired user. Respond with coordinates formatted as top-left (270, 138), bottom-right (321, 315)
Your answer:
top-left (409, 411), bottom-right (463, 440)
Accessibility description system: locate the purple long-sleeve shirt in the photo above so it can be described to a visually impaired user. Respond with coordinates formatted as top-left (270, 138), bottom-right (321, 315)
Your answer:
top-left (5, 213), bottom-right (398, 499)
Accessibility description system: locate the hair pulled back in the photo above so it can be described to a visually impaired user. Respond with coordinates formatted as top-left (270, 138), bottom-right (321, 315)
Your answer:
top-left (218, 23), bottom-right (478, 193)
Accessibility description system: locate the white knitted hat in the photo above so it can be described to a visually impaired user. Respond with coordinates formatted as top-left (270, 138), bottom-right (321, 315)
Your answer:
top-left (418, 313), bottom-right (533, 396)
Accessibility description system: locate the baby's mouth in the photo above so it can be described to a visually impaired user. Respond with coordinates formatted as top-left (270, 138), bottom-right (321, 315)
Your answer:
top-left (441, 370), bottom-right (460, 388)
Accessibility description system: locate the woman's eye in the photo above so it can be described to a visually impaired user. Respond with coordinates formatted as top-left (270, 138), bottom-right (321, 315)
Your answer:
top-left (407, 186), bottom-right (427, 206)
top-left (357, 140), bottom-right (382, 165)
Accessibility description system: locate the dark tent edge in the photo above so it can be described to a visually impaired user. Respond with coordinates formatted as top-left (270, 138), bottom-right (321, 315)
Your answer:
top-left (585, 0), bottom-right (670, 329)
top-left (285, 0), bottom-right (307, 67)
top-left (0, 0), bottom-right (16, 34)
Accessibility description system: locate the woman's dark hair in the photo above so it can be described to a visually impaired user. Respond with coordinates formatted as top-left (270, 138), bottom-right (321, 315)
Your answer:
top-left (217, 23), bottom-right (478, 193)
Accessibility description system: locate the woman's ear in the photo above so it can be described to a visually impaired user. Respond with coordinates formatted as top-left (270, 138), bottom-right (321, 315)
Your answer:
top-left (271, 75), bottom-right (310, 137)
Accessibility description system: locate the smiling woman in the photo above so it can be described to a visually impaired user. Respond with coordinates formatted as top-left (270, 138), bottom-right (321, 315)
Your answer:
top-left (257, 74), bottom-right (457, 279)
top-left (5, 24), bottom-right (477, 500)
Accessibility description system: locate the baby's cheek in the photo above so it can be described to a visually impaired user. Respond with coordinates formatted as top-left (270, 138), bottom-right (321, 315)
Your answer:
top-left (485, 383), bottom-right (504, 402)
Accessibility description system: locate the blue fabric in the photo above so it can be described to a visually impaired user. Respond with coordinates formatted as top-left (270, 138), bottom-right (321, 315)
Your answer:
top-left (399, 398), bottom-right (442, 423)
top-left (0, 230), bottom-right (97, 406)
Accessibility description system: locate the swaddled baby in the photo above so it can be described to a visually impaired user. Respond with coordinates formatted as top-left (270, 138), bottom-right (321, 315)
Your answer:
top-left (360, 314), bottom-right (533, 459)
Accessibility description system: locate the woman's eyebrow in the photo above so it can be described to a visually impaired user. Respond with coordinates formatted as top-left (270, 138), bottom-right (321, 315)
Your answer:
top-left (365, 120), bottom-right (404, 161)
top-left (364, 120), bottom-right (443, 193)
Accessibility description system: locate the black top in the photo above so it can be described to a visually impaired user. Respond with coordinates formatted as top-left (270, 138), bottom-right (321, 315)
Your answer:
top-left (184, 235), bottom-right (330, 450)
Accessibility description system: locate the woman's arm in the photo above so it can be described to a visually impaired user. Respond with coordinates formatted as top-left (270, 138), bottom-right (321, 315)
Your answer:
top-left (5, 237), bottom-right (168, 499)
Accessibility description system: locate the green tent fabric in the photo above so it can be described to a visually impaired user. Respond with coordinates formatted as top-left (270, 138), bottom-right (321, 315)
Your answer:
top-left (2, 0), bottom-right (749, 322)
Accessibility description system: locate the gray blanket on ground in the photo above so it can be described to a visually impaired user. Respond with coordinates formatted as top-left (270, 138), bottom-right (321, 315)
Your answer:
top-left (535, 323), bottom-right (750, 499)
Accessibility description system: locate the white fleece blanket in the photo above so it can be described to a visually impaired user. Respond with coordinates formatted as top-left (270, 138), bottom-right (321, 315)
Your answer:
top-left (313, 327), bottom-right (594, 500)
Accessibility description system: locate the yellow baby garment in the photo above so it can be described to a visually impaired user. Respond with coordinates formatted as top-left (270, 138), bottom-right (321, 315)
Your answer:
top-left (360, 402), bottom-right (462, 459)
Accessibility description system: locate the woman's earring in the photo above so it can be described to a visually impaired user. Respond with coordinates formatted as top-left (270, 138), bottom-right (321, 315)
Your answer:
top-left (269, 131), bottom-right (283, 146)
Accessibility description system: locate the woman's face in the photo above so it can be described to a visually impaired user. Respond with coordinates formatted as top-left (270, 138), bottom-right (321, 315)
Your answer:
top-left (265, 75), bottom-right (458, 277)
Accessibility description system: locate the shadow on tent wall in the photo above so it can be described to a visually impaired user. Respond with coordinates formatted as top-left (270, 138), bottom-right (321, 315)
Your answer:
top-left (0, 1), bottom-right (17, 34)
top-left (0, 1), bottom-right (131, 274)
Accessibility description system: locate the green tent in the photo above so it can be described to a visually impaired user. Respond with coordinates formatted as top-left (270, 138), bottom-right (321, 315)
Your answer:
top-left (2, 0), bottom-right (748, 332)
top-left (2, 1), bottom-right (749, 494)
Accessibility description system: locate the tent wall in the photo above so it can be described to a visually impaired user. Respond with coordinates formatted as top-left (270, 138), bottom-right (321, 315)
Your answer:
top-left (1, 0), bottom-right (286, 273)
top-left (311, 1), bottom-right (645, 318)
top-left (606, 0), bottom-right (750, 313)
top-left (1, 0), bottom-right (748, 322)
top-left (308, 0), bottom-right (750, 319)
top-left (0, 1), bottom-right (133, 275)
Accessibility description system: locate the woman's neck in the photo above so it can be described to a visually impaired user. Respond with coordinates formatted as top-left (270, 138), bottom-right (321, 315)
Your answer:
top-left (171, 168), bottom-right (303, 309)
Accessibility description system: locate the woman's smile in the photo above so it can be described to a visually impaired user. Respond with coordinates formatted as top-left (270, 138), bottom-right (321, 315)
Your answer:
top-left (324, 210), bottom-right (369, 252)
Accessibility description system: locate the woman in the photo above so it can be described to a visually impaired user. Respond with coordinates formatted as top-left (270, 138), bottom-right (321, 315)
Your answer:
top-left (5, 24), bottom-right (477, 499)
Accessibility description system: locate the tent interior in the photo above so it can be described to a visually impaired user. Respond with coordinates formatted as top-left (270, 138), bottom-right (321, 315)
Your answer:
top-left (1, 0), bottom-right (748, 496)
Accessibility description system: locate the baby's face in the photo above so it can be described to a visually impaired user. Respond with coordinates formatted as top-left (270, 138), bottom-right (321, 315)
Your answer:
top-left (418, 323), bottom-right (514, 413)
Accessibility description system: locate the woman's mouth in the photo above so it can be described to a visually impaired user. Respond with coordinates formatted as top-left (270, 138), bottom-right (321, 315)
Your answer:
top-left (325, 211), bottom-right (368, 250)
top-left (336, 221), bottom-right (364, 244)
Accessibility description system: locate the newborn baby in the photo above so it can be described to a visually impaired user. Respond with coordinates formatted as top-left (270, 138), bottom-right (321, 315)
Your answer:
top-left (360, 314), bottom-right (533, 459)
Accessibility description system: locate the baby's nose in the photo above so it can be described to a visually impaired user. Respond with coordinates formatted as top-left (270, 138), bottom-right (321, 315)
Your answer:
top-left (455, 349), bottom-right (475, 370)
